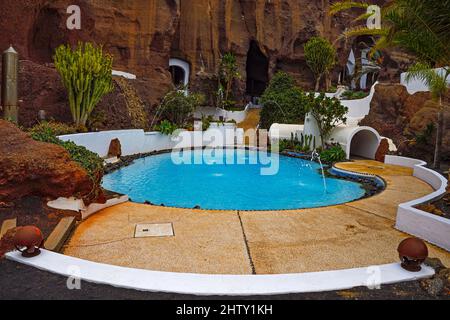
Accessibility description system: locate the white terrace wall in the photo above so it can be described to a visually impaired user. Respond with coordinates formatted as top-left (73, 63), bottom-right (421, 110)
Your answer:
top-left (385, 155), bottom-right (449, 251)
top-left (400, 67), bottom-right (450, 95)
top-left (59, 126), bottom-right (244, 158)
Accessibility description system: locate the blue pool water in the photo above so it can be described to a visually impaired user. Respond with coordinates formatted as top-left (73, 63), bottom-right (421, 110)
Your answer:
top-left (103, 149), bottom-right (366, 210)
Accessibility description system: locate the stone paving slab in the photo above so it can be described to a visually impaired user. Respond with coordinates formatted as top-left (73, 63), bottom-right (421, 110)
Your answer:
top-left (64, 203), bottom-right (252, 274)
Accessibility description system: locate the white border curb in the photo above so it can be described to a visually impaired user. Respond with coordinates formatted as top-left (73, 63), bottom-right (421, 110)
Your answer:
top-left (6, 250), bottom-right (434, 296)
top-left (385, 156), bottom-right (449, 251)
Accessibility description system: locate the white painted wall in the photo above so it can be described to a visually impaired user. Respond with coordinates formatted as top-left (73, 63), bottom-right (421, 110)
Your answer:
top-left (59, 126), bottom-right (244, 158)
top-left (385, 155), bottom-right (449, 251)
top-left (112, 70), bottom-right (137, 80)
top-left (194, 106), bottom-right (249, 124)
top-left (400, 67), bottom-right (450, 95)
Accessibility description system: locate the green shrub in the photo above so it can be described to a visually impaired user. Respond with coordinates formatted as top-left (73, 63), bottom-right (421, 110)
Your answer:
top-left (156, 120), bottom-right (178, 135)
top-left (157, 88), bottom-right (204, 128)
top-left (54, 42), bottom-right (114, 127)
top-left (278, 133), bottom-right (316, 153)
top-left (305, 93), bottom-right (348, 146)
top-left (29, 124), bottom-right (103, 198)
top-left (341, 90), bottom-right (369, 100)
top-left (29, 121), bottom-right (79, 144)
top-left (320, 145), bottom-right (347, 163)
top-left (259, 72), bottom-right (308, 129)
top-left (304, 37), bottom-right (336, 91)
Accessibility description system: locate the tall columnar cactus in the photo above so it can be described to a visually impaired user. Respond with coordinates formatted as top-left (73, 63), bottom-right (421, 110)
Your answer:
top-left (54, 42), bottom-right (114, 127)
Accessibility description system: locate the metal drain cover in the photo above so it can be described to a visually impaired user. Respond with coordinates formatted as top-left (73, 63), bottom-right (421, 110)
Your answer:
top-left (135, 223), bottom-right (174, 238)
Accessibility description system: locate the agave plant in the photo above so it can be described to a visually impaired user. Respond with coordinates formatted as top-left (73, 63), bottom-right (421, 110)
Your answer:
top-left (330, 0), bottom-right (450, 168)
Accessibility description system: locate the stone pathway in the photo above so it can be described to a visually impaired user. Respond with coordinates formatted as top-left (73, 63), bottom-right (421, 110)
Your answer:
top-left (63, 160), bottom-right (450, 274)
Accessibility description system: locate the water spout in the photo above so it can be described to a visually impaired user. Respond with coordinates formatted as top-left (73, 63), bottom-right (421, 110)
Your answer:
top-left (311, 149), bottom-right (327, 193)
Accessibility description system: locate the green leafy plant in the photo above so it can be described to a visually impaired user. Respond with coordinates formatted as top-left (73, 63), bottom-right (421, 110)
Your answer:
top-left (219, 53), bottom-right (241, 104)
top-left (29, 121), bottom-right (76, 144)
top-left (156, 120), bottom-right (178, 135)
top-left (414, 123), bottom-right (435, 146)
top-left (320, 145), bottom-right (347, 163)
top-left (306, 93), bottom-right (348, 146)
top-left (304, 37), bottom-right (336, 91)
top-left (54, 42), bottom-right (114, 127)
top-left (201, 115), bottom-right (214, 131)
top-left (29, 124), bottom-right (104, 199)
top-left (278, 133), bottom-right (316, 153)
top-left (341, 90), bottom-right (369, 100)
top-left (155, 87), bottom-right (204, 128)
top-left (259, 72), bottom-right (308, 129)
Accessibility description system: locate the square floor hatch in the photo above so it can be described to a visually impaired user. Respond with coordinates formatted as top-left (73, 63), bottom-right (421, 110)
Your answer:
top-left (134, 223), bottom-right (174, 238)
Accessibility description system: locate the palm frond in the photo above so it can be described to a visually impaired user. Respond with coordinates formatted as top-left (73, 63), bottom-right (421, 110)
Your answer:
top-left (329, 1), bottom-right (369, 16)
top-left (353, 11), bottom-right (376, 23)
top-left (406, 62), bottom-right (449, 100)
top-left (342, 26), bottom-right (389, 39)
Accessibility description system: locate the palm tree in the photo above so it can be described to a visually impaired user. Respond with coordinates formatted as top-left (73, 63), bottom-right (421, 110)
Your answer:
top-left (406, 64), bottom-right (449, 168)
top-left (330, 0), bottom-right (450, 169)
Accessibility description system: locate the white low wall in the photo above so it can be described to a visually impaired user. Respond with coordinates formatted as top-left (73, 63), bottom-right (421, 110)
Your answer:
top-left (112, 70), bottom-right (137, 80)
top-left (194, 106), bottom-right (249, 124)
top-left (400, 67), bottom-right (450, 95)
top-left (59, 127), bottom-right (245, 158)
top-left (340, 82), bottom-right (377, 120)
top-left (6, 250), bottom-right (434, 296)
top-left (385, 155), bottom-right (449, 251)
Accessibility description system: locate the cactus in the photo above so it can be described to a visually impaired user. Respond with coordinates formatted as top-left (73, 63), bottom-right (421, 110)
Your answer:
top-left (54, 42), bottom-right (114, 127)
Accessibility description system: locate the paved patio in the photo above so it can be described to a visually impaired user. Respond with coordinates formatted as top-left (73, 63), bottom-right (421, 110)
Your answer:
top-left (63, 160), bottom-right (450, 274)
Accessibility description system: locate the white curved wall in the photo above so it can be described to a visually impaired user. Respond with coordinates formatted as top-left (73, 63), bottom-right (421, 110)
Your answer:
top-left (169, 58), bottom-right (190, 86)
top-left (340, 82), bottom-right (377, 120)
top-left (385, 155), bottom-right (449, 251)
top-left (330, 126), bottom-right (381, 159)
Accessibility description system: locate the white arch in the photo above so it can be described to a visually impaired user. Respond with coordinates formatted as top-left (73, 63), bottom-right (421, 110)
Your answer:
top-left (331, 126), bottom-right (381, 159)
top-left (169, 58), bottom-right (190, 87)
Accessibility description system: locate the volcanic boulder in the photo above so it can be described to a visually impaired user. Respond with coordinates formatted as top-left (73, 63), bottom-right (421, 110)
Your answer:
top-left (0, 120), bottom-right (93, 202)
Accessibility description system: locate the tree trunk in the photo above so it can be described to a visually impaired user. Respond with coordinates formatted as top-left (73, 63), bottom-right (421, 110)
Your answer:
top-left (433, 100), bottom-right (444, 169)
top-left (325, 72), bottom-right (331, 92)
top-left (315, 76), bottom-right (321, 92)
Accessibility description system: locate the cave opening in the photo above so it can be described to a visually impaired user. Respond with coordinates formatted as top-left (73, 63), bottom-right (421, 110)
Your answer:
top-left (246, 41), bottom-right (269, 99)
top-left (169, 65), bottom-right (186, 87)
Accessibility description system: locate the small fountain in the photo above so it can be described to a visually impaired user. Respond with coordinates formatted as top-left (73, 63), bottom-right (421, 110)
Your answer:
top-left (311, 149), bottom-right (327, 193)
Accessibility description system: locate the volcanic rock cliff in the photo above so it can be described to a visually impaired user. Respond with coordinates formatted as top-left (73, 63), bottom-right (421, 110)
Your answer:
top-left (0, 0), bottom-right (392, 95)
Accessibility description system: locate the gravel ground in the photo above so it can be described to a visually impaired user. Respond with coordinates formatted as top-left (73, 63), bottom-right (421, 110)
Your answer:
top-left (0, 259), bottom-right (447, 300)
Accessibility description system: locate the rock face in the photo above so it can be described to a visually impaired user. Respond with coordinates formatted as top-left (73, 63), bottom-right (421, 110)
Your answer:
top-left (0, 0), bottom-right (392, 101)
top-left (107, 138), bottom-right (122, 158)
top-left (0, 120), bottom-right (93, 202)
top-left (361, 84), bottom-right (450, 162)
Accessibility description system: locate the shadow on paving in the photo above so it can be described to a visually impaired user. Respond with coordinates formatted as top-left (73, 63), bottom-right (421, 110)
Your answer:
top-left (0, 259), bottom-right (447, 300)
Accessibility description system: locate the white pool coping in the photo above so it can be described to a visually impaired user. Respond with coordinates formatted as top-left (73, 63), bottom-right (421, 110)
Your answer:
top-left (6, 250), bottom-right (434, 296)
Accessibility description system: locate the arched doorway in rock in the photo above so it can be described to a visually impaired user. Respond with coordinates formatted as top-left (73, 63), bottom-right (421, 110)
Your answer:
top-left (246, 41), bottom-right (269, 100)
top-left (349, 127), bottom-right (381, 159)
top-left (169, 58), bottom-right (190, 88)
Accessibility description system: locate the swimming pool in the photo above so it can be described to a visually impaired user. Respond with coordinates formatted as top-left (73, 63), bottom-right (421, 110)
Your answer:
top-left (103, 149), bottom-right (367, 210)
